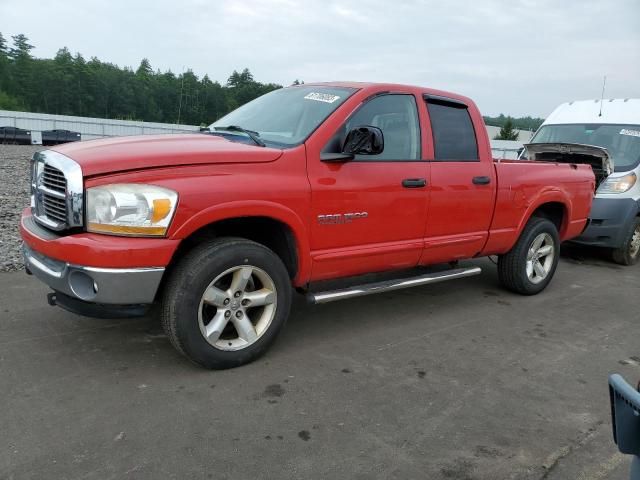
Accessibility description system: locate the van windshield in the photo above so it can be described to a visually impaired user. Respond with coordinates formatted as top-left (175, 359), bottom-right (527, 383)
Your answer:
top-left (210, 86), bottom-right (356, 148)
top-left (529, 124), bottom-right (640, 172)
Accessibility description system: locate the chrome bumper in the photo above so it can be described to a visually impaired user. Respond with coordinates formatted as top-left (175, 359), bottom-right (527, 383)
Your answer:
top-left (23, 244), bottom-right (164, 305)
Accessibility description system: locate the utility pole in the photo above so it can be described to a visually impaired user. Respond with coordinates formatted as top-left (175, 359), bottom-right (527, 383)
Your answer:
top-left (177, 66), bottom-right (185, 124)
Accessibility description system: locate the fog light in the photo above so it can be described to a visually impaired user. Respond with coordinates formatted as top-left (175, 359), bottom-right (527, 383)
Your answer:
top-left (68, 271), bottom-right (98, 301)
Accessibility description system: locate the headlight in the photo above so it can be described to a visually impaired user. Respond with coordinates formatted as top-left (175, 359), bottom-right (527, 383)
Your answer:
top-left (597, 172), bottom-right (637, 194)
top-left (86, 184), bottom-right (178, 236)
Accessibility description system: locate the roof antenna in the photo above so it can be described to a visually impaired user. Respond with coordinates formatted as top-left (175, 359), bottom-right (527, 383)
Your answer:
top-left (598, 75), bottom-right (607, 117)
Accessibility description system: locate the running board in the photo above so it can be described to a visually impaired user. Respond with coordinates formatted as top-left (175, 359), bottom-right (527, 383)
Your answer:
top-left (306, 266), bottom-right (482, 304)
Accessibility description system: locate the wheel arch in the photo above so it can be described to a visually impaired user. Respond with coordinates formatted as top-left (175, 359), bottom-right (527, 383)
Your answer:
top-left (528, 201), bottom-right (567, 233)
top-left (519, 194), bottom-right (571, 240)
top-left (488, 194), bottom-right (572, 255)
top-left (168, 201), bottom-right (311, 286)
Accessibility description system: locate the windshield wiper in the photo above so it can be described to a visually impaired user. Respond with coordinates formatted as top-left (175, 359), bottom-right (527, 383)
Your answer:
top-left (212, 125), bottom-right (266, 147)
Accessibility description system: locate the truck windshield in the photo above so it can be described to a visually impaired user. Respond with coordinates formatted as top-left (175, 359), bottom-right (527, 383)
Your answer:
top-left (529, 124), bottom-right (640, 172)
top-left (210, 86), bottom-right (357, 148)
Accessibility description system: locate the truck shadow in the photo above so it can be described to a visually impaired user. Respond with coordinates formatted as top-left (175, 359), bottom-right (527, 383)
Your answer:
top-left (560, 243), bottom-right (625, 270)
top-left (281, 259), bottom-right (505, 346)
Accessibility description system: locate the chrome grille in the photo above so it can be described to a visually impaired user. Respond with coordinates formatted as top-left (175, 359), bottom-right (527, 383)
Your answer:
top-left (42, 194), bottom-right (67, 223)
top-left (31, 151), bottom-right (84, 231)
top-left (42, 164), bottom-right (67, 193)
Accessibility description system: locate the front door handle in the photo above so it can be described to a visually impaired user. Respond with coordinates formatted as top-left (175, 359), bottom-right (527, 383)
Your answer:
top-left (402, 178), bottom-right (427, 188)
top-left (472, 176), bottom-right (491, 185)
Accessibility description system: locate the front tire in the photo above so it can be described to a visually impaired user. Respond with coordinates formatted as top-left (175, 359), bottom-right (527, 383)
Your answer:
top-left (497, 217), bottom-right (560, 295)
top-left (611, 217), bottom-right (640, 266)
top-left (161, 237), bottom-right (292, 369)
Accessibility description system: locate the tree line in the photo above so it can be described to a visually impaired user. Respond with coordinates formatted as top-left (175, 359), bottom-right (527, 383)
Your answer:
top-left (0, 33), bottom-right (283, 125)
top-left (483, 113), bottom-right (544, 132)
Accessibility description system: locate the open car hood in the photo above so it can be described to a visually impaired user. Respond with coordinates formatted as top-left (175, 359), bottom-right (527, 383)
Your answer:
top-left (525, 142), bottom-right (613, 176)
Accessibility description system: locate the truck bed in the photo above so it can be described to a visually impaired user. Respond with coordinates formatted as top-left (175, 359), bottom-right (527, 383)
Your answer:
top-left (480, 159), bottom-right (595, 255)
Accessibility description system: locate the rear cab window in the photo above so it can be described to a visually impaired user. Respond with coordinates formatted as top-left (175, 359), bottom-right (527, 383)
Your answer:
top-left (425, 96), bottom-right (479, 161)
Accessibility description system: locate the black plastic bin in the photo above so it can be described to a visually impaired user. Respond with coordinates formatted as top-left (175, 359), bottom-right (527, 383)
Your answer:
top-left (609, 374), bottom-right (640, 479)
top-left (0, 126), bottom-right (32, 145)
top-left (42, 129), bottom-right (81, 146)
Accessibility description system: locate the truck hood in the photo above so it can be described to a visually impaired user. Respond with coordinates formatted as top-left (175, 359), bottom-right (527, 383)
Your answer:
top-left (525, 142), bottom-right (613, 176)
top-left (51, 134), bottom-right (284, 177)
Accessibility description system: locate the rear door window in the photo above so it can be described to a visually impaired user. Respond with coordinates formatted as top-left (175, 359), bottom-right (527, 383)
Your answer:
top-left (426, 99), bottom-right (479, 161)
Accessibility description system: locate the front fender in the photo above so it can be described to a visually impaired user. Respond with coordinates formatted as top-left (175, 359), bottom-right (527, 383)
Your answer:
top-left (170, 200), bottom-right (312, 285)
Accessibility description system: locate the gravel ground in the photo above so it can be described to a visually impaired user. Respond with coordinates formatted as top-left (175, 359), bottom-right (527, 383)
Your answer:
top-left (0, 145), bottom-right (41, 272)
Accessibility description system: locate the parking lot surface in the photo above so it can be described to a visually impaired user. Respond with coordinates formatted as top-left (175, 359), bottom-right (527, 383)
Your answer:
top-left (1, 251), bottom-right (637, 479)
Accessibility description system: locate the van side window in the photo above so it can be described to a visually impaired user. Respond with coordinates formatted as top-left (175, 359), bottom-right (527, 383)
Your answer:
top-left (426, 100), bottom-right (479, 161)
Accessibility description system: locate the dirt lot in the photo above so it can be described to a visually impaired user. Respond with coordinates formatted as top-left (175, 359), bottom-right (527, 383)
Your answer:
top-left (0, 145), bottom-right (41, 272)
top-left (0, 145), bottom-right (638, 479)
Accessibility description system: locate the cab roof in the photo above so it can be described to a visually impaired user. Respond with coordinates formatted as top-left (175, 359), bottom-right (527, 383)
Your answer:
top-left (297, 81), bottom-right (476, 107)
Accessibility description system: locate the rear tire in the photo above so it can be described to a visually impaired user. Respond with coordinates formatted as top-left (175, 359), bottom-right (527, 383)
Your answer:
top-left (161, 237), bottom-right (292, 369)
top-left (497, 217), bottom-right (560, 295)
top-left (611, 217), bottom-right (640, 266)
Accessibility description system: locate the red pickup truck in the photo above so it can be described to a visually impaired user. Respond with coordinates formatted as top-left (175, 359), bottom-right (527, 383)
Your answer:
top-left (20, 82), bottom-right (595, 368)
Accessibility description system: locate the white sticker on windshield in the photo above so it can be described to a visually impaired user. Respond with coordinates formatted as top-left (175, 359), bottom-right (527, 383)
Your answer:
top-left (620, 128), bottom-right (640, 137)
top-left (304, 92), bottom-right (341, 103)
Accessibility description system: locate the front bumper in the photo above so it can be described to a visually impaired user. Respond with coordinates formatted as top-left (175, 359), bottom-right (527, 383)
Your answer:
top-left (23, 243), bottom-right (164, 305)
top-left (572, 197), bottom-right (640, 249)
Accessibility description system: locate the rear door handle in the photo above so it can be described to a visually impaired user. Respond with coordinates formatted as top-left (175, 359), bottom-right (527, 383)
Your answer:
top-left (402, 178), bottom-right (427, 188)
top-left (472, 176), bottom-right (491, 185)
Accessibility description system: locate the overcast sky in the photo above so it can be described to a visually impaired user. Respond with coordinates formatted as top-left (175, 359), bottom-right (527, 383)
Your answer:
top-left (1, 0), bottom-right (639, 118)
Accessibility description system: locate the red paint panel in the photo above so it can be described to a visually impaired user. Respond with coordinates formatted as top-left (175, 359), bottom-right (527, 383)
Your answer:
top-left (421, 162), bottom-right (496, 264)
top-left (20, 209), bottom-right (179, 268)
top-left (84, 148), bottom-right (314, 285)
top-left (307, 161), bottom-right (428, 280)
top-left (304, 88), bottom-right (430, 281)
top-left (481, 161), bottom-right (594, 255)
top-left (53, 134), bottom-right (283, 177)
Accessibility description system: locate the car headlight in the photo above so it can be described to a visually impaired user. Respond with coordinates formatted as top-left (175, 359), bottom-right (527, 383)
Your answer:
top-left (597, 172), bottom-right (637, 194)
top-left (86, 184), bottom-right (178, 236)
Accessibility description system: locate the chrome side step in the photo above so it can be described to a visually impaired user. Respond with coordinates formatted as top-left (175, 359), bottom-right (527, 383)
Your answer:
top-left (306, 266), bottom-right (482, 304)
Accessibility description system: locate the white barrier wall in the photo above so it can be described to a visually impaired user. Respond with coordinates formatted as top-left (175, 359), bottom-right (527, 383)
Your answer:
top-left (0, 110), bottom-right (199, 140)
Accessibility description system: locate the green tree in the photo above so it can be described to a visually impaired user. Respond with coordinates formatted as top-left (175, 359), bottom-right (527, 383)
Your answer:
top-left (8, 34), bottom-right (35, 103)
top-left (8, 34), bottom-right (33, 59)
top-left (494, 117), bottom-right (519, 141)
top-left (227, 68), bottom-right (255, 88)
top-left (0, 33), bottom-right (7, 54)
top-left (49, 47), bottom-right (75, 114)
top-left (227, 70), bottom-right (242, 88)
top-left (0, 90), bottom-right (21, 109)
top-left (0, 32), bottom-right (10, 93)
top-left (484, 114), bottom-right (543, 131)
top-left (136, 58), bottom-right (153, 78)
top-left (239, 68), bottom-right (254, 84)
top-left (0, 34), bottom-right (282, 124)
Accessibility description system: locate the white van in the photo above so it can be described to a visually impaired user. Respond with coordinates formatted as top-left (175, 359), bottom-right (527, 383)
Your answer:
top-left (522, 98), bottom-right (640, 265)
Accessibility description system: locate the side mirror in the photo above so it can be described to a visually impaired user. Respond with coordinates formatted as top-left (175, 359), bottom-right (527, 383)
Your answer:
top-left (320, 125), bottom-right (385, 163)
top-left (343, 126), bottom-right (384, 155)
